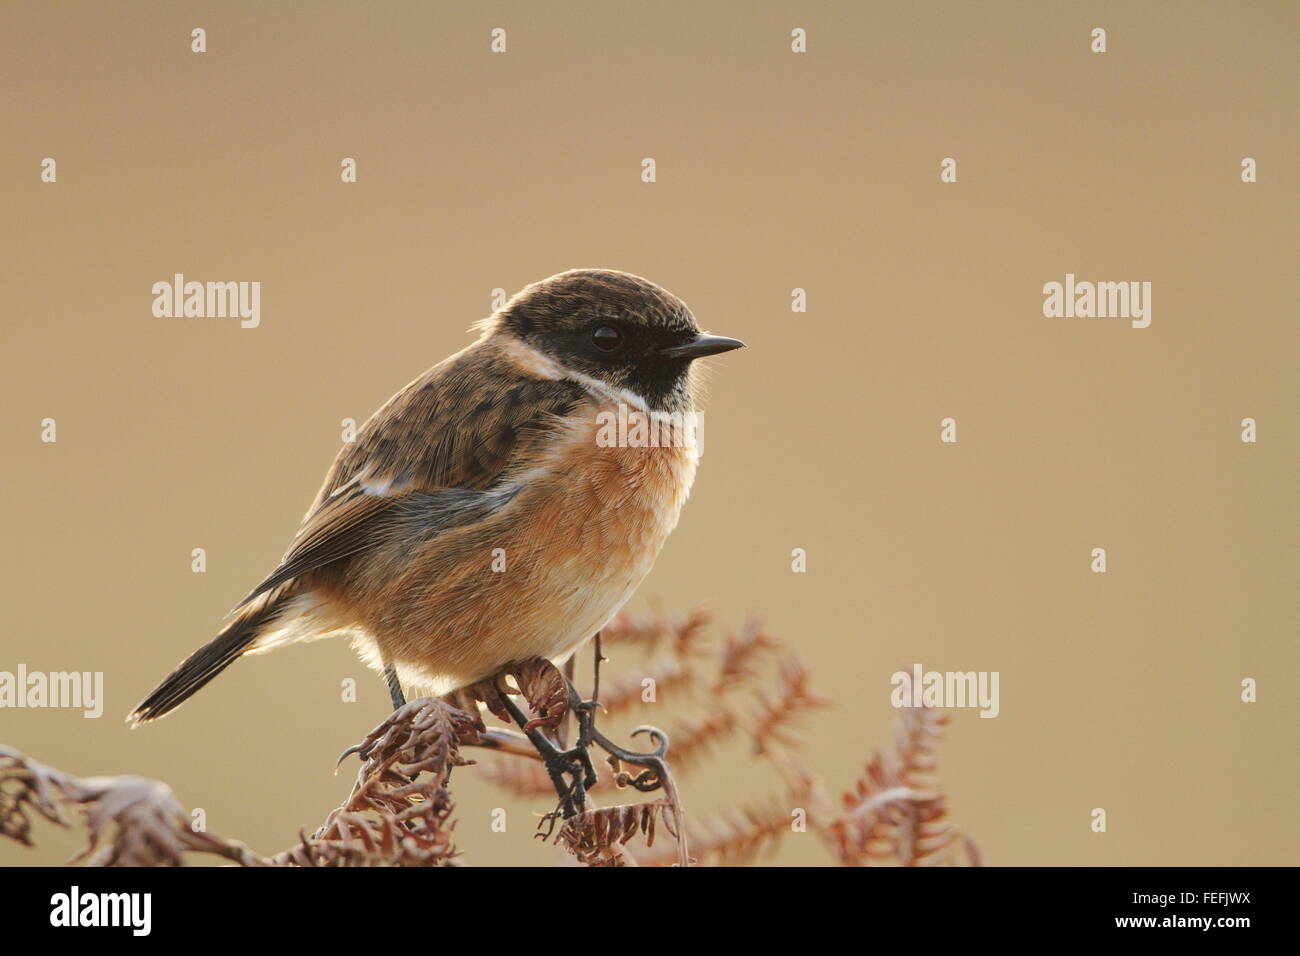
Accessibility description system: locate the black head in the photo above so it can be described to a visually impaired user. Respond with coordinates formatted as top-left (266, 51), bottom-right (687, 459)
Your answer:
top-left (494, 269), bottom-right (743, 410)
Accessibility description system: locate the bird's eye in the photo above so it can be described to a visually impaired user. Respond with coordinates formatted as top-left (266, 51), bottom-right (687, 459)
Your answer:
top-left (591, 325), bottom-right (623, 352)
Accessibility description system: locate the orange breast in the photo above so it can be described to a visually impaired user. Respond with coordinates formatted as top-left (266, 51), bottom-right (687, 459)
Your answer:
top-left (351, 399), bottom-right (700, 692)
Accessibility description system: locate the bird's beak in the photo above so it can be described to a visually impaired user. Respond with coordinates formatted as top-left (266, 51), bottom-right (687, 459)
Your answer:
top-left (659, 333), bottom-right (746, 360)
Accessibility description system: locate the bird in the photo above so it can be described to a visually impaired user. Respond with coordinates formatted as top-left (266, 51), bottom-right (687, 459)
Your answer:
top-left (129, 269), bottom-right (744, 726)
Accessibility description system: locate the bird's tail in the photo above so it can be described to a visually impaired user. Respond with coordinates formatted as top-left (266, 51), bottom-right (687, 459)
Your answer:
top-left (128, 602), bottom-right (281, 726)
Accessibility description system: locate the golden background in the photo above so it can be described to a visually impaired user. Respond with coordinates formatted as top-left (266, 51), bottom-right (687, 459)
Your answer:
top-left (2, 0), bottom-right (1296, 866)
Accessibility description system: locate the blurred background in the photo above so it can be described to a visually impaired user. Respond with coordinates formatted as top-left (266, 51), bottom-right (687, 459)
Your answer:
top-left (2, 0), bottom-right (1296, 865)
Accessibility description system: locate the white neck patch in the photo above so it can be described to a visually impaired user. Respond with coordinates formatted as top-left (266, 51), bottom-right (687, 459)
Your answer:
top-left (498, 334), bottom-right (650, 413)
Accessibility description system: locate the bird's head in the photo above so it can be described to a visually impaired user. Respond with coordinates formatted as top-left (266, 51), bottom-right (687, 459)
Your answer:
top-left (489, 269), bottom-right (744, 411)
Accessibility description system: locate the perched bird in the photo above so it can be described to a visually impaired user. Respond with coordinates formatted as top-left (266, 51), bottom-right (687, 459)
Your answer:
top-left (129, 269), bottom-right (743, 725)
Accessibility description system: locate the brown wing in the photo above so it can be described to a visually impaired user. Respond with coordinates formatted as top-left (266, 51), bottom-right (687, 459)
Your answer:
top-left (235, 342), bottom-right (587, 609)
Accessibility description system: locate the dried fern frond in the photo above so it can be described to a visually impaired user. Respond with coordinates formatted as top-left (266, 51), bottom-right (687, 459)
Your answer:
top-left (5, 617), bottom-right (986, 868)
top-left (473, 612), bottom-right (838, 868)
top-left (558, 801), bottom-right (674, 867)
top-left (273, 808), bottom-right (460, 867)
top-left (439, 685), bottom-right (493, 731)
top-left (828, 704), bottom-right (981, 866)
top-left (448, 658), bottom-right (571, 732)
top-left (597, 611), bottom-right (664, 649)
top-left (477, 754), bottom-right (559, 798)
top-left (634, 797), bottom-right (791, 867)
top-left (0, 745), bottom-right (71, 845)
top-left (600, 607), bottom-right (711, 657)
top-left (750, 656), bottom-right (829, 755)
top-left (713, 618), bottom-right (782, 694)
top-left (664, 607), bottom-right (712, 658)
top-left (663, 708), bottom-right (741, 770)
top-left (508, 658), bottom-right (570, 732)
top-left (0, 746), bottom-right (263, 867)
top-left (590, 655), bottom-right (695, 716)
top-left (277, 697), bottom-right (480, 866)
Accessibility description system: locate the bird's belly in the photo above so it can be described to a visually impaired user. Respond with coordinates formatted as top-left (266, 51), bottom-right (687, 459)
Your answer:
top-left (356, 421), bottom-right (699, 693)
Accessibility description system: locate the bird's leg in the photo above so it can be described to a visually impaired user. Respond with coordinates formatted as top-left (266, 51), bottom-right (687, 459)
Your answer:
top-left (502, 638), bottom-right (606, 821)
top-left (544, 631), bottom-right (661, 798)
top-left (557, 656), bottom-right (576, 749)
top-left (571, 631), bottom-right (603, 753)
top-left (560, 637), bottom-right (689, 864)
top-left (549, 653), bottom-right (601, 800)
top-left (560, 707), bottom-right (600, 800)
top-left (563, 632), bottom-right (615, 773)
top-left (561, 677), bottom-right (670, 789)
top-left (495, 688), bottom-right (589, 824)
top-left (384, 663), bottom-right (406, 710)
top-left (557, 631), bottom-right (603, 792)
top-left (337, 662), bottom-right (410, 768)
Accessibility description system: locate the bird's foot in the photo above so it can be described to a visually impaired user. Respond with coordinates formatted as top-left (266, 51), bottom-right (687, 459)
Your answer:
top-left (560, 678), bottom-right (671, 793)
top-left (335, 663), bottom-right (411, 769)
top-left (493, 687), bottom-right (592, 822)
top-left (466, 653), bottom-right (689, 862)
top-left (560, 661), bottom-right (690, 865)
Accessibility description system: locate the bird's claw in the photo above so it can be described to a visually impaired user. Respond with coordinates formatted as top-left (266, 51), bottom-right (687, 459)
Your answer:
top-left (334, 743), bottom-right (365, 771)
